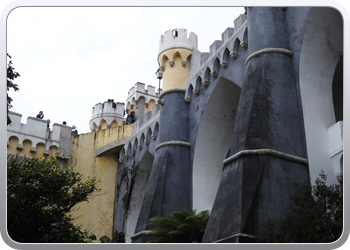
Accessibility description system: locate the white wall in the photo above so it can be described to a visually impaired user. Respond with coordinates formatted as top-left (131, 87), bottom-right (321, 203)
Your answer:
top-left (299, 7), bottom-right (343, 185)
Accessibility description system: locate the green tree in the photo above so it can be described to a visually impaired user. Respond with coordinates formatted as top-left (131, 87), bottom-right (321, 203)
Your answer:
top-left (258, 170), bottom-right (343, 243)
top-left (7, 156), bottom-right (100, 243)
top-left (7, 53), bottom-right (20, 125)
top-left (146, 205), bottom-right (210, 243)
top-left (100, 230), bottom-right (125, 243)
top-left (7, 54), bottom-right (20, 111)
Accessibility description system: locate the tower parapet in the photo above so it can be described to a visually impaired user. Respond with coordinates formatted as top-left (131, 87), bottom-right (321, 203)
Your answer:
top-left (209, 40), bottom-right (223, 58)
top-left (7, 111), bottom-right (71, 159)
top-left (89, 100), bottom-right (125, 131)
top-left (159, 28), bottom-right (197, 56)
top-left (127, 82), bottom-right (159, 103)
top-left (125, 82), bottom-right (159, 122)
top-left (234, 13), bottom-right (247, 31)
top-left (158, 29), bottom-right (197, 92)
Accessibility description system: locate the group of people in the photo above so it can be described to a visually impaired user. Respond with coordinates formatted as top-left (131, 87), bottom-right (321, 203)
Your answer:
top-left (35, 109), bottom-right (136, 134)
top-left (36, 111), bottom-right (78, 134)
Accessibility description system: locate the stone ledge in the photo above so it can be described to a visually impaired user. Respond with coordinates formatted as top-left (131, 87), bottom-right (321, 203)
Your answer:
top-left (223, 148), bottom-right (308, 167)
top-left (95, 137), bottom-right (130, 157)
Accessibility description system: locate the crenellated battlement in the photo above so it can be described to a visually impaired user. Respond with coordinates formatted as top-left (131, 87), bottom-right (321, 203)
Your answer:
top-left (186, 14), bottom-right (248, 89)
top-left (7, 111), bottom-right (71, 159)
top-left (89, 99), bottom-right (125, 131)
top-left (125, 82), bottom-right (159, 123)
top-left (130, 103), bottom-right (160, 137)
top-left (159, 28), bottom-right (198, 56)
top-left (126, 82), bottom-right (159, 105)
top-left (91, 99), bottom-right (125, 119)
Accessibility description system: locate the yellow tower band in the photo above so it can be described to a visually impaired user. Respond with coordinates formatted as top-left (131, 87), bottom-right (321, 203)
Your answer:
top-left (157, 48), bottom-right (192, 91)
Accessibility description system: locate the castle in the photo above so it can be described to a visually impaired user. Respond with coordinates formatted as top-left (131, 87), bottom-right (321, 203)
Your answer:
top-left (7, 7), bottom-right (343, 243)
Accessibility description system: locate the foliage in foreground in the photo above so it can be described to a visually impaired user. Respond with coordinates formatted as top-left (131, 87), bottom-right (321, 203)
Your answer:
top-left (100, 230), bottom-right (125, 243)
top-left (258, 171), bottom-right (343, 243)
top-left (146, 205), bottom-right (210, 243)
top-left (7, 156), bottom-right (100, 243)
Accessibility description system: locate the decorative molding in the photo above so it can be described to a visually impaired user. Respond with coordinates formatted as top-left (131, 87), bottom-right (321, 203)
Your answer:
top-left (125, 154), bottom-right (129, 159)
top-left (193, 88), bottom-right (200, 95)
top-left (131, 149), bottom-right (135, 155)
top-left (168, 60), bottom-right (174, 67)
top-left (223, 148), bottom-right (308, 168)
top-left (213, 233), bottom-right (256, 243)
top-left (130, 230), bottom-right (152, 240)
top-left (181, 60), bottom-right (187, 67)
top-left (155, 141), bottom-right (191, 151)
top-left (7, 129), bottom-right (60, 144)
top-left (138, 144), bottom-right (142, 150)
top-left (119, 158), bottom-right (123, 163)
top-left (145, 103), bottom-right (149, 108)
top-left (159, 65), bottom-right (165, 71)
top-left (210, 70), bottom-right (218, 78)
top-left (43, 150), bottom-right (50, 156)
top-left (151, 134), bottom-right (157, 140)
top-left (16, 144), bottom-right (23, 151)
top-left (30, 147), bottom-right (37, 154)
top-left (144, 139), bottom-right (150, 146)
top-left (202, 79), bottom-right (209, 86)
top-left (159, 88), bottom-right (186, 99)
top-left (157, 99), bottom-right (165, 105)
top-left (57, 152), bottom-right (65, 158)
top-left (184, 96), bottom-right (191, 103)
top-left (245, 48), bottom-right (293, 65)
top-left (230, 51), bottom-right (237, 59)
top-left (240, 41), bottom-right (248, 49)
top-left (220, 61), bottom-right (227, 68)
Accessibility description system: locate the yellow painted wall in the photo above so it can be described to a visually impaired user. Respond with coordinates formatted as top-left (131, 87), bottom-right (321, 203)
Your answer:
top-left (7, 124), bottom-right (132, 242)
top-left (126, 102), bottom-right (133, 115)
top-left (144, 99), bottom-right (156, 114)
top-left (7, 136), bottom-right (20, 156)
top-left (158, 48), bottom-right (192, 90)
top-left (7, 136), bottom-right (53, 159)
top-left (68, 125), bottom-right (133, 242)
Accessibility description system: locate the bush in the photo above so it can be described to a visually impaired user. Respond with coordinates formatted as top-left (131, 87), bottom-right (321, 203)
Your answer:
top-left (258, 170), bottom-right (343, 243)
top-left (7, 156), bottom-right (99, 243)
top-left (146, 205), bottom-right (210, 243)
top-left (100, 230), bottom-right (125, 243)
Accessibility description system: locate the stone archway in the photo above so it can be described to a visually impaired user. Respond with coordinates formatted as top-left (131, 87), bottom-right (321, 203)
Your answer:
top-left (299, 7), bottom-right (343, 185)
top-left (124, 151), bottom-right (154, 243)
top-left (192, 77), bottom-right (241, 212)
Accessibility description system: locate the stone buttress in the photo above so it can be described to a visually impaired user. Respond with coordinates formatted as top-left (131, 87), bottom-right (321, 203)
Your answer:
top-left (131, 29), bottom-right (197, 243)
top-left (202, 7), bottom-right (310, 243)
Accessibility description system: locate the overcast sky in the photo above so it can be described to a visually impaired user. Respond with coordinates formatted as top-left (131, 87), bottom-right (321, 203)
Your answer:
top-left (7, 6), bottom-right (246, 133)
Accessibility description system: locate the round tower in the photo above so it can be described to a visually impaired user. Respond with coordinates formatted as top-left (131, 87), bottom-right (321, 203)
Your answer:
top-left (157, 28), bottom-right (197, 91)
top-left (89, 99), bottom-right (125, 131)
top-left (132, 29), bottom-right (197, 243)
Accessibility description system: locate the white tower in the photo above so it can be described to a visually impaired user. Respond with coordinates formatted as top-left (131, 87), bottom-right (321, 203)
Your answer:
top-left (89, 99), bottom-right (125, 131)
